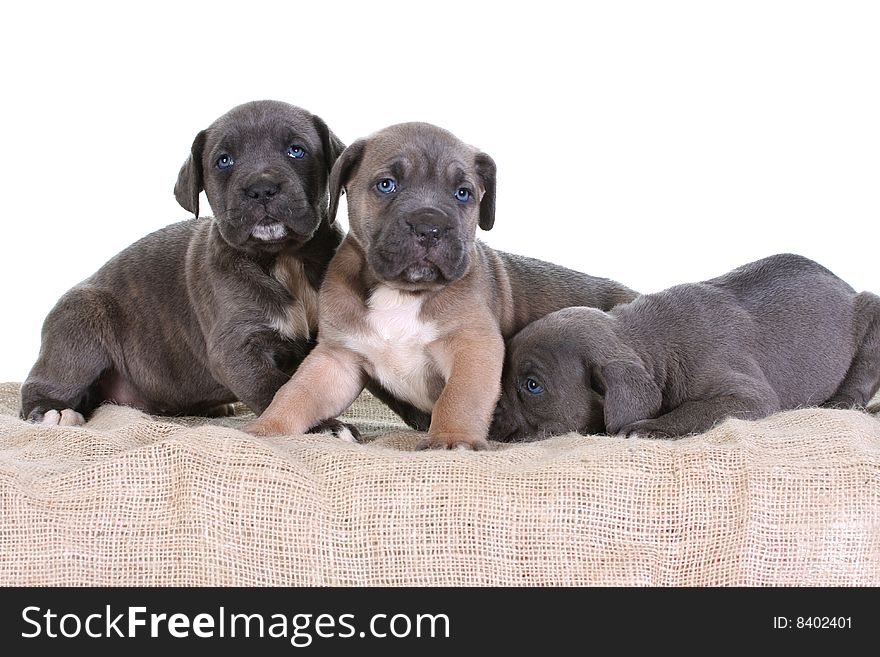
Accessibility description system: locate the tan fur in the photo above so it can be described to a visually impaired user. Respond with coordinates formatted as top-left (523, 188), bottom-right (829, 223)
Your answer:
top-left (422, 327), bottom-right (504, 450)
top-left (270, 254), bottom-right (319, 340)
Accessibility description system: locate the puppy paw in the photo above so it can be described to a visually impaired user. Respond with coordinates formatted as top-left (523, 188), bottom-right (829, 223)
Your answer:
top-left (31, 408), bottom-right (85, 427)
top-left (619, 420), bottom-right (675, 439)
top-left (307, 419), bottom-right (362, 444)
top-left (243, 418), bottom-right (289, 437)
top-left (206, 403), bottom-right (237, 418)
top-left (415, 434), bottom-right (490, 451)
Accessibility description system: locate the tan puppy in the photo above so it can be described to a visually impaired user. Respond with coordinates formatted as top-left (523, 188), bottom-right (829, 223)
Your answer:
top-left (245, 123), bottom-right (637, 449)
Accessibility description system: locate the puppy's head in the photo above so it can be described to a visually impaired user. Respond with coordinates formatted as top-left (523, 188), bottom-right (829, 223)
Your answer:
top-left (489, 308), bottom-right (662, 441)
top-left (175, 100), bottom-right (344, 253)
top-left (327, 123), bottom-right (496, 291)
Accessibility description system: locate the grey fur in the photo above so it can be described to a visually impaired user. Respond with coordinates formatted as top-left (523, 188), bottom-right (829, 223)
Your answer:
top-left (21, 100), bottom-right (345, 422)
top-left (491, 254), bottom-right (880, 440)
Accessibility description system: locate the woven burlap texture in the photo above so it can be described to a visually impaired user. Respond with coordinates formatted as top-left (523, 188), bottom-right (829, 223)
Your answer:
top-left (1, 381), bottom-right (879, 586)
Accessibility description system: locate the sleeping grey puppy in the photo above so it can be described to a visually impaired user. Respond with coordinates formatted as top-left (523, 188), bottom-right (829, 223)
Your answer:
top-left (20, 100), bottom-right (345, 426)
top-left (490, 253), bottom-right (880, 440)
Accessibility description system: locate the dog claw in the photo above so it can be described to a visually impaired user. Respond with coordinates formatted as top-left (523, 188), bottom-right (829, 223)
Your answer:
top-left (415, 436), bottom-right (489, 451)
top-left (36, 408), bottom-right (85, 427)
top-left (307, 419), bottom-right (363, 443)
top-left (620, 421), bottom-right (674, 439)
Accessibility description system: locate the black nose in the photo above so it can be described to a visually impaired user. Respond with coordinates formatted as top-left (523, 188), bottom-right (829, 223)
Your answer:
top-left (411, 222), bottom-right (442, 243)
top-left (244, 179), bottom-right (280, 200)
top-left (406, 208), bottom-right (450, 247)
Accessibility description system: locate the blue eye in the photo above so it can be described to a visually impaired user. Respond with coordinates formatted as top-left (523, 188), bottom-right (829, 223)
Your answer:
top-left (287, 145), bottom-right (305, 159)
top-left (376, 178), bottom-right (397, 194)
top-left (216, 154), bottom-right (234, 169)
top-left (455, 187), bottom-right (471, 202)
top-left (525, 378), bottom-right (544, 395)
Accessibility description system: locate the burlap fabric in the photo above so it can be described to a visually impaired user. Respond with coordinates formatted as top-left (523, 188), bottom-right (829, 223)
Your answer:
top-left (1, 381), bottom-right (878, 586)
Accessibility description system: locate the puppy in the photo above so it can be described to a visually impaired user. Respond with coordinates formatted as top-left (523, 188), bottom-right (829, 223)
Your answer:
top-left (491, 253), bottom-right (880, 440)
top-left (245, 122), bottom-right (638, 449)
top-left (20, 100), bottom-right (345, 425)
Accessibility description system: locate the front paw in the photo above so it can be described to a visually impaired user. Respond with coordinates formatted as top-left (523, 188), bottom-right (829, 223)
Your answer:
top-left (29, 408), bottom-right (86, 427)
top-left (618, 420), bottom-right (676, 439)
top-left (206, 403), bottom-right (237, 418)
top-left (307, 419), bottom-right (363, 443)
top-left (415, 433), bottom-right (490, 451)
top-left (243, 418), bottom-right (290, 437)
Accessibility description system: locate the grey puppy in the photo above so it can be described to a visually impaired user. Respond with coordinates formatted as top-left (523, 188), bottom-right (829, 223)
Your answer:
top-left (20, 100), bottom-right (345, 426)
top-left (491, 253), bottom-right (880, 441)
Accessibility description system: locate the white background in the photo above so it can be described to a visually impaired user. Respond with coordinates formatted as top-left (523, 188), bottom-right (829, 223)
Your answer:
top-left (1, 1), bottom-right (878, 382)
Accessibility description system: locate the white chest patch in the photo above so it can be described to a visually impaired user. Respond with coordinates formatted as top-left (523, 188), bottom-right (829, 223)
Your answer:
top-left (344, 285), bottom-right (440, 413)
top-left (269, 255), bottom-right (319, 341)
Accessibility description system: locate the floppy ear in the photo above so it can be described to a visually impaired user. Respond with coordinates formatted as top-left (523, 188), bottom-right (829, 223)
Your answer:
top-left (328, 139), bottom-right (366, 225)
top-left (312, 114), bottom-right (346, 175)
top-left (591, 360), bottom-right (662, 435)
top-left (474, 152), bottom-right (496, 231)
top-left (174, 130), bottom-right (207, 217)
